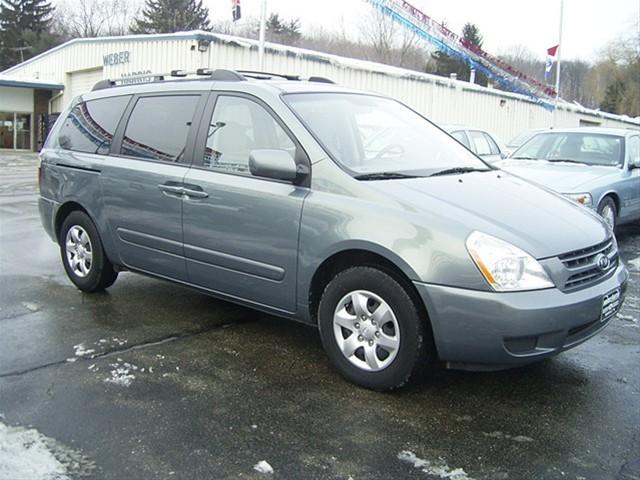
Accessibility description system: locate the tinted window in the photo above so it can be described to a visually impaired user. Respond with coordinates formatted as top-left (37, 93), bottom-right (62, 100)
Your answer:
top-left (203, 96), bottom-right (296, 174)
top-left (451, 130), bottom-right (470, 148)
top-left (58, 96), bottom-right (130, 154)
top-left (122, 95), bottom-right (200, 163)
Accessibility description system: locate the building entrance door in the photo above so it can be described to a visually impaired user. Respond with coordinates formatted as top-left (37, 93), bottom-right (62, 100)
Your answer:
top-left (0, 112), bottom-right (14, 149)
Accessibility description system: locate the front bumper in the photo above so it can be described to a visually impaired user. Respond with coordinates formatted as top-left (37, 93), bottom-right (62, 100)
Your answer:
top-left (414, 262), bottom-right (628, 370)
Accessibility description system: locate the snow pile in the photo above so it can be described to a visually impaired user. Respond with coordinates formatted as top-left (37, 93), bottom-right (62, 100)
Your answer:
top-left (398, 451), bottom-right (474, 480)
top-left (253, 460), bottom-right (274, 475)
top-left (104, 360), bottom-right (137, 387)
top-left (0, 421), bottom-right (94, 480)
top-left (628, 256), bottom-right (640, 271)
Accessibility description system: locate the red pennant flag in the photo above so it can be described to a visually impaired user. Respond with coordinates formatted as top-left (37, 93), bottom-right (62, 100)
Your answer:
top-left (547, 45), bottom-right (559, 57)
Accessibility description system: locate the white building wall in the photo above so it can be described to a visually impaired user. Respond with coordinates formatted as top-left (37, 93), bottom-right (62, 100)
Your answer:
top-left (0, 86), bottom-right (33, 112)
top-left (3, 32), bottom-right (639, 143)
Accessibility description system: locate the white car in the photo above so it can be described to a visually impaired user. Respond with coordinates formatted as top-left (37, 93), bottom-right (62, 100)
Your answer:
top-left (441, 125), bottom-right (506, 164)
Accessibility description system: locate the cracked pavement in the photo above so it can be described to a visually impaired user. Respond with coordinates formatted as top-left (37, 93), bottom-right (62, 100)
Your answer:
top-left (0, 152), bottom-right (639, 480)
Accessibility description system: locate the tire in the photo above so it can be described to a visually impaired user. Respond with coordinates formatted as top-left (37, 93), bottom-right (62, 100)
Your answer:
top-left (317, 266), bottom-right (432, 391)
top-left (597, 196), bottom-right (617, 231)
top-left (59, 211), bottom-right (118, 292)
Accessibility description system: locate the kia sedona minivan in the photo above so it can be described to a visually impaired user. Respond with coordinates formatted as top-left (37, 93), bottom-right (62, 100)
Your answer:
top-left (39, 69), bottom-right (628, 390)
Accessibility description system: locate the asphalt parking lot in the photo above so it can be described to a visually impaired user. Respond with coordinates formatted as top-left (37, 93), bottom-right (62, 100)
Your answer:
top-left (0, 151), bottom-right (638, 480)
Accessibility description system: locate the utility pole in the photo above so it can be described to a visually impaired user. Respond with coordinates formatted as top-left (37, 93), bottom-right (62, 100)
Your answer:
top-left (258, 0), bottom-right (267, 70)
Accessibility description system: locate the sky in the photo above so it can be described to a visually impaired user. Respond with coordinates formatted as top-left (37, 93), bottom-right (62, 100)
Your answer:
top-left (204, 0), bottom-right (640, 61)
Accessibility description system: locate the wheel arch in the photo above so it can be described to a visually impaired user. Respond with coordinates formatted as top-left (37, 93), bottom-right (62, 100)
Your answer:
top-left (598, 191), bottom-right (620, 214)
top-left (307, 248), bottom-right (430, 330)
top-left (54, 201), bottom-right (90, 244)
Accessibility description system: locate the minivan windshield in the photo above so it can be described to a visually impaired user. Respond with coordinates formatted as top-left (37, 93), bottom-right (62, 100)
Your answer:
top-left (511, 132), bottom-right (625, 167)
top-left (285, 93), bottom-right (490, 178)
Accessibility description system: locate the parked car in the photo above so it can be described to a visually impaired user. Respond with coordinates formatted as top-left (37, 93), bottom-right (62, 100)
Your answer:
top-left (39, 70), bottom-right (628, 390)
top-left (504, 128), bottom-right (549, 157)
top-left (497, 128), bottom-right (640, 230)
top-left (441, 125), bottom-right (506, 163)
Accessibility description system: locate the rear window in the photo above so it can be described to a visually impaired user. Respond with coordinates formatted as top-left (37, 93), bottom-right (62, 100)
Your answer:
top-left (57, 96), bottom-right (130, 154)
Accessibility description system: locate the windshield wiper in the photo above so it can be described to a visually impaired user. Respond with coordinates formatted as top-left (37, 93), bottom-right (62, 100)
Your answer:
top-left (354, 172), bottom-right (424, 181)
top-left (511, 156), bottom-right (537, 160)
top-left (546, 159), bottom-right (588, 165)
top-left (428, 167), bottom-right (490, 177)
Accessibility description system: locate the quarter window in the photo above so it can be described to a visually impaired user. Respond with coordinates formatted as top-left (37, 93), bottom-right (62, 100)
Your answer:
top-left (451, 130), bottom-right (470, 149)
top-left (203, 96), bottom-right (296, 174)
top-left (57, 96), bottom-right (130, 154)
top-left (469, 131), bottom-right (495, 156)
top-left (122, 95), bottom-right (200, 163)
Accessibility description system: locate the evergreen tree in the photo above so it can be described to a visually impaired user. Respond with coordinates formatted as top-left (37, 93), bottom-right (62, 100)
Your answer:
top-left (265, 13), bottom-right (301, 45)
top-left (0, 0), bottom-right (55, 69)
top-left (600, 78), bottom-right (624, 114)
top-left (132, 0), bottom-right (211, 34)
top-left (430, 22), bottom-right (487, 86)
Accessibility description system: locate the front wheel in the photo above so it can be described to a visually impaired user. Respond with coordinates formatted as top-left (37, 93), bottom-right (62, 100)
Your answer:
top-left (60, 211), bottom-right (118, 292)
top-left (597, 196), bottom-right (617, 231)
top-left (317, 267), bottom-right (432, 390)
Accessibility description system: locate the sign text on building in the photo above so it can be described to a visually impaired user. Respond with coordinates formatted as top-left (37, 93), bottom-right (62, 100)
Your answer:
top-left (103, 51), bottom-right (130, 66)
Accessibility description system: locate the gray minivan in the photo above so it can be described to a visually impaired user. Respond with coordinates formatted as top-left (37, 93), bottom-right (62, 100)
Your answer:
top-left (39, 70), bottom-right (628, 390)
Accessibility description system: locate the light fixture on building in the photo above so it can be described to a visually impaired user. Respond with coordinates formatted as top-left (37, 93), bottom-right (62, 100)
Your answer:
top-left (197, 39), bottom-right (210, 52)
top-left (500, 99), bottom-right (507, 107)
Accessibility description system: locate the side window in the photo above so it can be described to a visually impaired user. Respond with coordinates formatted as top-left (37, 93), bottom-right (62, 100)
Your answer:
top-left (469, 130), bottom-right (492, 156)
top-left (483, 132), bottom-right (501, 155)
top-left (57, 96), bottom-right (130, 154)
top-left (451, 130), bottom-right (471, 149)
top-left (122, 95), bottom-right (200, 163)
top-left (203, 96), bottom-right (296, 174)
top-left (628, 136), bottom-right (640, 166)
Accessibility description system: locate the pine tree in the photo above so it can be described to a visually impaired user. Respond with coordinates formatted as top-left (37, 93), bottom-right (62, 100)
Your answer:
top-left (600, 78), bottom-right (624, 114)
top-left (430, 22), bottom-right (487, 86)
top-left (132, 0), bottom-right (211, 34)
top-left (0, 0), bottom-right (55, 69)
top-left (264, 13), bottom-right (301, 45)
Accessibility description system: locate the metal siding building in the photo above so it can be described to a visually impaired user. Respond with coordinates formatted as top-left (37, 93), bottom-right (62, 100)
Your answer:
top-left (1, 30), bottom-right (638, 151)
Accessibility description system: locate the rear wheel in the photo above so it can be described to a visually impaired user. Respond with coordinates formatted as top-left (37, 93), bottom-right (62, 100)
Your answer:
top-left (317, 266), bottom-right (432, 391)
top-left (597, 196), bottom-right (617, 231)
top-left (60, 211), bottom-right (118, 292)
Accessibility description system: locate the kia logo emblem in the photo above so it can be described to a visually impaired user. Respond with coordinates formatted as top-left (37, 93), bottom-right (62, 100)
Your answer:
top-left (595, 254), bottom-right (610, 271)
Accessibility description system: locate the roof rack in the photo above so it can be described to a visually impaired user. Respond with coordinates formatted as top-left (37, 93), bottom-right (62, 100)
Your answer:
top-left (91, 68), bottom-right (335, 91)
top-left (237, 70), bottom-right (335, 84)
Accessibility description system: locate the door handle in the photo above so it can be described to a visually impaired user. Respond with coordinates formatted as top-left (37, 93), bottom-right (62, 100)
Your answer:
top-left (182, 188), bottom-right (209, 199)
top-left (158, 183), bottom-right (185, 196)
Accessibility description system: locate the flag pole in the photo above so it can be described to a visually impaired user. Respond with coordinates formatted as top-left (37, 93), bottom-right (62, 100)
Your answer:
top-left (555, 0), bottom-right (564, 102)
top-left (258, 0), bottom-right (267, 70)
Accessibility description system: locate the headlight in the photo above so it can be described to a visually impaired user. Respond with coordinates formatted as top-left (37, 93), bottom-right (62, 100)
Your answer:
top-left (563, 192), bottom-right (592, 207)
top-left (466, 231), bottom-right (554, 291)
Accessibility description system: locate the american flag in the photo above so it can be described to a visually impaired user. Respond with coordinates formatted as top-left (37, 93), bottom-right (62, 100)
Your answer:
top-left (232, 0), bottom-right (241, 21)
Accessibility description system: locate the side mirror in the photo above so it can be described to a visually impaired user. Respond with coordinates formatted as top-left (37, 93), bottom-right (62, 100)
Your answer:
top-left (249, 149), bottom-right (298, 181)
top-left (629, 158), bottom-right (640, 170)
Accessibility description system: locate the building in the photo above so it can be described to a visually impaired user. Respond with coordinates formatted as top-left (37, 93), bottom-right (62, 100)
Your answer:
top-left (1, 30), bottom-right (638, 151)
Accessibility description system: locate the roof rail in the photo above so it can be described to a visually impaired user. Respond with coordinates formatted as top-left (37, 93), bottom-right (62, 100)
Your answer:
top-left (237, 70), bottom-right (335, 84)
top-left (91, 68), bottom-right (335, 91)
top-left (91, 68), bottom-right (246, 91)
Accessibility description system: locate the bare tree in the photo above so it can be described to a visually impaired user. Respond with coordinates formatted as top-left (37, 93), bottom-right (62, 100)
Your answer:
top-left (54, 0), bottom-right (141, 38)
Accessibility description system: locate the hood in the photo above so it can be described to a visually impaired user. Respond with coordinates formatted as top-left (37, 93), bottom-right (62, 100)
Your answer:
top-left (366, 170), bottom-right (609, 259)
top-left (496, 159), bottom-right (619, 192)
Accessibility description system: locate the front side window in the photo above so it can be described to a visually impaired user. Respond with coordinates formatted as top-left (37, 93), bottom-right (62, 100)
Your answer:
top-left (58, 96), bottom-right (130, 154)
top-left (203, 95), bottom-right (296, 175)
top-left (122, 95), bottom-right (200, 163)
top-left (512, 132), bottom-right (625, 167)
top-left (285, 93), bottom-right (487, 177)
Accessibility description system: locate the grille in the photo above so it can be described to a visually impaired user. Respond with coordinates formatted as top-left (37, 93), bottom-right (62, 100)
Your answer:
top-left (559, 238), bottom-right (618, 290)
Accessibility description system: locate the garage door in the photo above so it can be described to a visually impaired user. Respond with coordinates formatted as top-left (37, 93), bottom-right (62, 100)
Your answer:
top-left (68, 67), bottom-right (104, 99)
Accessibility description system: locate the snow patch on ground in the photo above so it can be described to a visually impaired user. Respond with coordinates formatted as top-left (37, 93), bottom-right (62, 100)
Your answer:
top-left (398, 450), bottom-right (474, 480)
top-left (483, 431), bottom-right (534, 443)
top-left (617, 313), bottom-right (638, 323)
top-left (73, 344), bottom-right (96, 358)
top-left (20, 302), bottom-right (39, 312)
top-left (104, 361), bottom-right (136, 387)
top-left (253, 460), bottom-right (274, 475)
top-left (0, 421), bottom-right (94, 480)
top-left (628, 256), bottom-right (640, 271)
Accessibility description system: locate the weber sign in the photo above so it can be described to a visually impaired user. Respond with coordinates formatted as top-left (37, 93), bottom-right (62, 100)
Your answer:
top-left (103, 51), bottom-right (130, 66)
